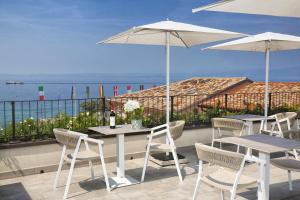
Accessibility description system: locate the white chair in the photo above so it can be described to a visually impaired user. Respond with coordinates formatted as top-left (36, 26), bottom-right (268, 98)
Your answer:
top-left (211, 118), bottom-right (246, 152)
top-left (261, 112), bottom-right (299, 159)
top-left (141, 123), bottom-right (183, 182)
top-left (262, 112), bottom-right (297, 138)
top-left (271, 155), bottom-right (300, 191)
top-left (296, 109), bottom-right (300, 130)
top-left (193, 143), bottom-right (257, 200)
top-left (53, 128), bottom-right (110, 199)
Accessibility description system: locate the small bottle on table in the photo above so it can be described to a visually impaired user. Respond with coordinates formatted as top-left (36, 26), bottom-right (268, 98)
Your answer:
top-left (110, 109), bottom-right (116, 129)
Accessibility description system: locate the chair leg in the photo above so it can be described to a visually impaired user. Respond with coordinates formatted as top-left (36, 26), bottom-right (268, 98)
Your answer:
top-left (54, 145), bottom-right (66, 190)
top-left (192, 165), bottom-right (202, 200)
top-left (88, 160), bottom-right (95, 180)
top-left (98, 145), bottom-right (110, 192)
top-left (221, 190), bottom-right (225, 200)
top-left (236, 145), bottom-right (240, 153)
top-left (63, 138), bottom-right (82, 200)
top-left (230, 190), bottom-right (236, 200)
top-left (63, 155), bottom-right (76, 200)
top-left (141, 144), bottom-right (151, 182)
top-left (171, 147), bottom-right (183, 182)
top-left (288, 170), bottom-right (293, 191)
top-left (293, 149), bottom-right (299, 160)
top-left (211, 139), bottom-right (215, 147)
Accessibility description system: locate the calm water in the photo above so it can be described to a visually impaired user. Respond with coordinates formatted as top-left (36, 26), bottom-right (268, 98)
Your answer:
top-left (0, 73), bottom-right (169, 127)
top-left (0, 73), bottom-right (168, 101)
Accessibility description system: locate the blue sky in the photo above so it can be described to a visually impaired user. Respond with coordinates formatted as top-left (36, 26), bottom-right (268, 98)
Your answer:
top-left (0, 0), bottom-right (299, 81)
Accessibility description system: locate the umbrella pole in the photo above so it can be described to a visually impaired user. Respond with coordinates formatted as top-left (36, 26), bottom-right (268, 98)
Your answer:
top-left (166, 32), bottom-right (170, 124)
top-left (264, 42), bottom-right (270, 129)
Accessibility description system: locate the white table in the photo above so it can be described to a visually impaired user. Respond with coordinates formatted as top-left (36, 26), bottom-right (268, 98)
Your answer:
top-left (89, 125), bottom-right (150, 188)
top-left (219, 134), bottom-right (300, 200)
top-left (226, 114), bottom-right (274, 135)
top-left (226, 114), bottom-right (275, 158)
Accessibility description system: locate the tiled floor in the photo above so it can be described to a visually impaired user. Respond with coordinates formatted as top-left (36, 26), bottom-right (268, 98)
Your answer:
top-left (1, 146), bottom-right (300, 200)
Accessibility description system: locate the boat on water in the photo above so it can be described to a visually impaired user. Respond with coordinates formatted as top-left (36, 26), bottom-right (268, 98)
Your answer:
top-left (6, 81), bottom-right (24, 85)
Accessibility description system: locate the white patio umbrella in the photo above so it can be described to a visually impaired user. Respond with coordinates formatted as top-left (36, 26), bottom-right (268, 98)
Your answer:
top-left (204, 32), bottom-right (300, 122)
top-left (192, 0), bottom-right (300, 18)
top-left (97, 20), bottom-right (244, 123)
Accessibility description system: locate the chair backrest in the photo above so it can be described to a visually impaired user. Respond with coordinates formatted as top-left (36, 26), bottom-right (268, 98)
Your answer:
top-left (195, 143), bottom-right (244, 171)
top-left (275, 112), bottom-right (297, 132)
top-left (53, 128), bottom-right (87, 148)
top-left (211, 118), bottom-right (245, 136)
top-left (169, 120), bottom-right (185, 140)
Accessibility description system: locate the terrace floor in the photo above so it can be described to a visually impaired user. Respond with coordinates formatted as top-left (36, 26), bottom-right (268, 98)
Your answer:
top-left (1, 146), bottom-right (300, 200)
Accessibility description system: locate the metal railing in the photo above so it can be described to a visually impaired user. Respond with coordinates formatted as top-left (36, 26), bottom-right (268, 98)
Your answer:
top-left (0, 92), bottom-right (299, 143)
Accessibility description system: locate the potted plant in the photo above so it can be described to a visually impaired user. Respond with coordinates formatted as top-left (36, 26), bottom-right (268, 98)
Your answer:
top-left (124, 100), bottom-right (144, 129)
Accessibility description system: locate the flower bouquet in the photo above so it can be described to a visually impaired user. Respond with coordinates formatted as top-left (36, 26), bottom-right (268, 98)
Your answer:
top-left (124, 100), bottom-right (144, 129)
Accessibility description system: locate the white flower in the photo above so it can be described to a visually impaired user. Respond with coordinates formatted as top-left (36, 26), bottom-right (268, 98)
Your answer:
top-left (124, 100), bottom-right (140, 113)
top-left (86, 112), bottom-right (89, 116)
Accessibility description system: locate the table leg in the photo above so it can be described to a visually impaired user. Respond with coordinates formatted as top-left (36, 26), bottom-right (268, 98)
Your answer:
top-left (258, 152), bottom-right (270, 200)
top-left (117, 134), bottom-right (125, 178)
top-left (245, 121), bottom-right (253, 157)
top-left (109, 133), bottom-right (139, 189)
top-left (246, 121), bottom-right (253, 135)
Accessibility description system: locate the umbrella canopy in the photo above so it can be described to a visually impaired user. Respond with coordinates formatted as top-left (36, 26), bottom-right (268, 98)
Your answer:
top-left (97, 20), bottom-right (245, 47)
top-left (97, 20), bottom-right (245, 123)
top-left (204, 32), bottom-right (300, 51)
top-left (192, 0), bottom-right (300, 18)
top-left (204, 32), bottom-right (300, 122)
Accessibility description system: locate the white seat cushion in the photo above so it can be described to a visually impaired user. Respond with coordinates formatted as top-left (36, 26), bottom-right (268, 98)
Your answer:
top-left (66, 150), bottom-right (99, 161)
top-left (271, 158), bottom-right (300, 172)
top-left (202, 168), bottom-right (257, 191)
top-left (150, 142), bottom-right (173, 152)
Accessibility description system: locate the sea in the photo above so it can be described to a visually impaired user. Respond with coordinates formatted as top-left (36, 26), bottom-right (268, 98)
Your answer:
top-left (0, 73), bottom-right (171, 126)
top-left (0, 73), bottom-right (169, 101)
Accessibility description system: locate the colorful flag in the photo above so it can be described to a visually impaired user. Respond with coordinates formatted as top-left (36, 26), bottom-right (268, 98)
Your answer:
top-left (99, 84), bottom-right (104, 97)
top-left (113, 86), bottom-right (118, 96)
top-left (127, 85), bottom-right (132, 94)
top-left (38, 86), bottom-right (45, 101)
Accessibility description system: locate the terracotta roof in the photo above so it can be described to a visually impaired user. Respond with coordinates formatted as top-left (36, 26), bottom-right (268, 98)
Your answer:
top-left (200, 82), bottom-right (300, 111)
top-left (113, 77), bottom-right (252, 113)
top-left (119, 77), bottom-right (251, 97)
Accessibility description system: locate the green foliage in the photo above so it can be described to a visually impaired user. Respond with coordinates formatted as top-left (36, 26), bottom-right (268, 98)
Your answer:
top-left (0, 99), bottom-right (299, 143)
top-left (125, 107), bottom-right (144, 120)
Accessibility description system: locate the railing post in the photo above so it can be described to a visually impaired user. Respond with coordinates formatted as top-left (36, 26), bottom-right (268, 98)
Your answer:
top-left (268, 92), bottom-right (272, 113)
top-left (102, 97), bottom-right (106, 125)
top-left (11, 101), bottom-right (16, 141)
top-left (170, 96), bottom-right (174, 121)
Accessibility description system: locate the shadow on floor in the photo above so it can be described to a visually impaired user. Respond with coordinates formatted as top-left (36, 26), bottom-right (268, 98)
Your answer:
top-left (238, 179), bottom-right (300, 200)
top-left (79, 177), bottom-right (108, 192)
top-left (0, 182), bottom-right (32, 200)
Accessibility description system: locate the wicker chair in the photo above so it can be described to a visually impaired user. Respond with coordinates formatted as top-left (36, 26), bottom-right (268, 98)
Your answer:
top-left (211, 118), bottom-right (246, 151)
top-left (271, 155), bottom-right (300, 191)
top-left (261, 112), bottom-right (300, 159)
top-left (193, 143), bottom-right (257, 200)
top-left (296, 109), bottom-right (300, 130)
top-left (141, 121), bottom-right (185, 183)
top-left (262, 112), bottom-right (298, 138)
top-left (53, 128), bottom-right (110, 200)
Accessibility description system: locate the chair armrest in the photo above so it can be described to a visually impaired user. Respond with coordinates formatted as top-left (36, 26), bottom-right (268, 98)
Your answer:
top-left (147, 129), bottom-right (168, 139)
top-left (151, 124), bottom-right (168, 131)
top-left (83, 137), bottom-right (104, 145)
